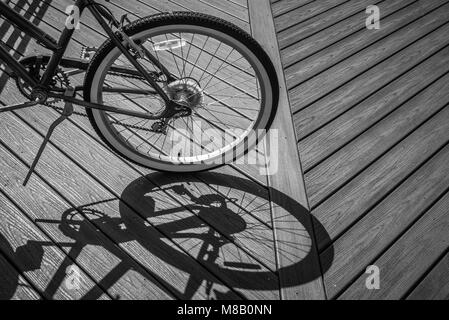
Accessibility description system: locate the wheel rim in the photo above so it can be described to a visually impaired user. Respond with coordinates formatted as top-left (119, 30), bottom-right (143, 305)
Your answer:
top-left (90, 24), bottom-right (273, 171)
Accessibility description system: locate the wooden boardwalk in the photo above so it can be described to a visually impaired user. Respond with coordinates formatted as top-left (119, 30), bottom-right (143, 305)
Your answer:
top-left (273, 0), bottom-right (449, 299)
top-left (0, 0), bottom-right (447, 300)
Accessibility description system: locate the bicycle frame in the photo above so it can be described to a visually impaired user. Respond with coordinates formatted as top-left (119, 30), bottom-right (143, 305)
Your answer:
top-left (0, 0), bottom-right (178, 120)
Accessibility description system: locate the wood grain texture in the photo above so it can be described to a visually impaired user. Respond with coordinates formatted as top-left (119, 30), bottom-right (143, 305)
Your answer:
top-left (293, 13), bottom-right (449, 141)
top-left (407, 252), bottom-right (449, 300)
top-left (312, 106), bottom-right (449, 250)
top-left (306, 71), bottom-right (449, 207)
top-left (272, 0), bottom-right (449, 298)
top-left (280, 0), bottom-right (415, 67)
top-left (298, 46), bottom-right (449, 171)
top-left (271, 0), bottom-right (315, 17)
top-left (277, 0), bottom-right (384, 49)
top-left (284, 0), bottom-right (445, 90)
top-left (275, 0), bottom-right (349, 32)
top-left (167, 0), bottom-right (250, 31)
top-left (323, 143), bottom-right (449, 298)
top-left (289, 3), bottom-right (449, 112)
top-left (340, 190), bottom-right (449, 300)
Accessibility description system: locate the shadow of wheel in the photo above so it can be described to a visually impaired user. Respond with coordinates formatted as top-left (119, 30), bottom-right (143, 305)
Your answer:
top-left (119, 172), bottom-right (334, 292)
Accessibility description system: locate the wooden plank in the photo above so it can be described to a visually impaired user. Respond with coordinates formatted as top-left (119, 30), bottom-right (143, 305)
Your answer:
top-left (0, 191), bottom-right (107, 299)
top-left (277, 0), bottom-right (383, 49)
top-left (288, 3), bottom-right (449, 110)
top-left (272, 0), bottom-right (316, 18)
top-left (280, 0), bottom-right (415, 67)
top-left (322, 143), bottom-right (449, 298)
top-left (168, 0), bottom-right (250, 32)
top-left (0, 143), bottom-right (176, 300)
top-left (293, 17), bottom-right (449, 138)
top-left (298, 46), bottom-right (449, 171)
top-left (305, 70), bottom-right (449, 207)
top-left (284, 0), bottom-right (444, 90)
top-left (230, 0), bottom-right (247, 9)
top-left (249, 0), bottom-right (325, 299)
top-left (339, 190), bottom-right (449, 300)
top-left (110, 0), bottom-right (162, 16)
top-left (117, 0), bottom-right (249, 23)
top-left (132, 0), bottom-right (185, 12)
top-left (312, 106), bottom-right (449, 250)
top-left (407, 252), bottom-right (449, 300)
top-left (195, 0), bottom-right (249, 22)
top-left (274, 0), bottom-right (349, 32)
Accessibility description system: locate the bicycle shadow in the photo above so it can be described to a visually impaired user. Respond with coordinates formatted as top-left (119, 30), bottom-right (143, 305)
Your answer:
top-left (0, 172), bottom-right (334, 300)
top-left (0, 0), bottom-right (52, 96)
top-left (120, 172), bottom-right (334, 298)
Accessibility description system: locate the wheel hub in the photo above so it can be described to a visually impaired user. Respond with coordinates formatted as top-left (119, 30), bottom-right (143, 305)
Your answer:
top-left (165, 78), bottom-right (204, 112)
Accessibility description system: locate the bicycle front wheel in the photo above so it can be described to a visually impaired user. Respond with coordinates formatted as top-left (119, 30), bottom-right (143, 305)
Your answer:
top-left (84, 12), bottom-right (279, 172)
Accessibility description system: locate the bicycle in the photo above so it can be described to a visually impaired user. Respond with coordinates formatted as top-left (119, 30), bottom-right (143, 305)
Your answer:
top-left (0, 0), bottom-right (279, 185)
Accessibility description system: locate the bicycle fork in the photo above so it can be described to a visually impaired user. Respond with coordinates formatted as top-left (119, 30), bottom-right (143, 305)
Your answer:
top-left (23, 87), bottom-right (75, 186)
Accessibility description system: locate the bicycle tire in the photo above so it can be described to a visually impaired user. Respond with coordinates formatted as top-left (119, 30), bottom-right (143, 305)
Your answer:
top-left (83, 11), bottom-right (279, 172)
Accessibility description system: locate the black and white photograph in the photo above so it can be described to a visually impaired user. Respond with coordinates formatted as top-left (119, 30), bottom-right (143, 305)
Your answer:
top-left (0, 0), bottom-right (448, 305)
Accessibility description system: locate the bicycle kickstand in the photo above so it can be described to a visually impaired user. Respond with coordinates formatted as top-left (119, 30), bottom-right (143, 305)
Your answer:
top-left (23, 87), bottom-right (75, 186)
